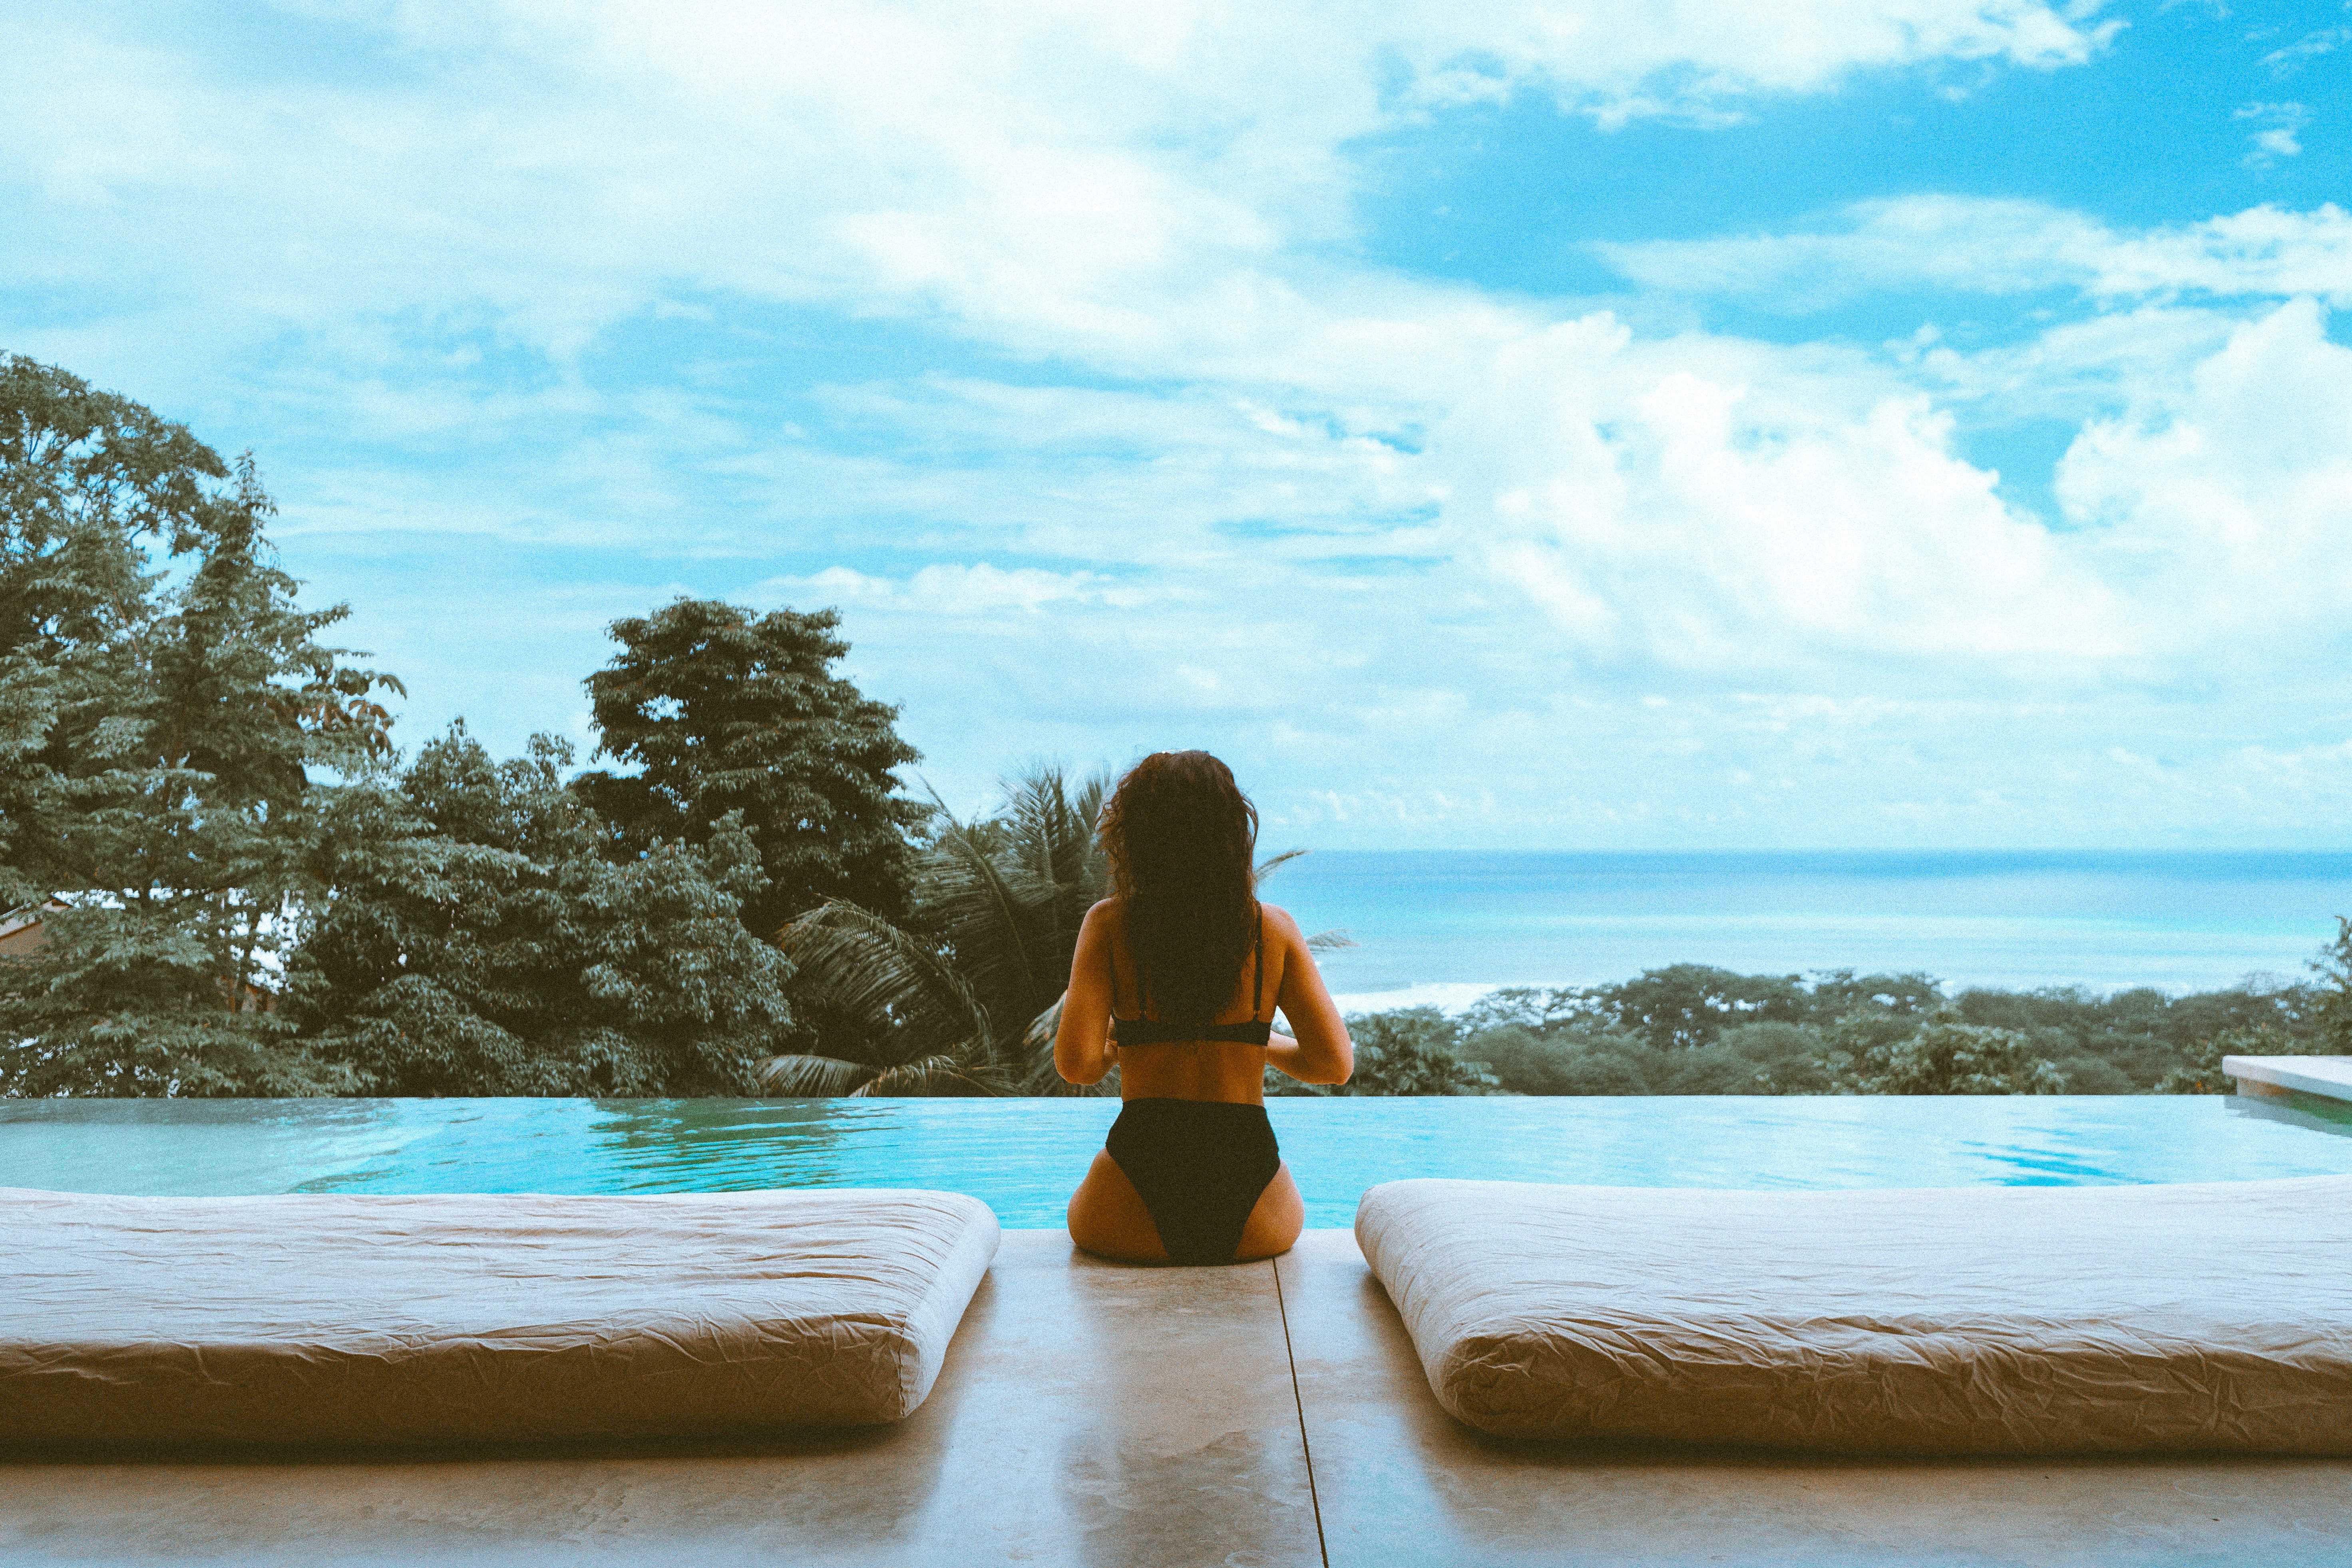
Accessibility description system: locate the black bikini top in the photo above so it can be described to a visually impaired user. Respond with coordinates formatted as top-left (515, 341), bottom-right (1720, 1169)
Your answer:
top-left (1110, 903), bottom-right (1271, 1046)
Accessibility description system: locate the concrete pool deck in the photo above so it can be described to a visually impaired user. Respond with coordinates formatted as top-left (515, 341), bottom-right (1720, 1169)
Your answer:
top-left (6, 1230), bottom-right (2352, 1567)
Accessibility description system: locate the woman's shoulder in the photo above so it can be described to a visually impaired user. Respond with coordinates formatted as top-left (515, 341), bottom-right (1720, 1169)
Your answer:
top-left (1256, 900), bottom-right (1304, 939)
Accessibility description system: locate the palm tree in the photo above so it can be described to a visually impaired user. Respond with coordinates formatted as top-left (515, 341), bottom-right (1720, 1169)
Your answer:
top-left (754, 900), bottom-right (1005, 1094)
top-left (759, 762), bottom-right (1351, 1096)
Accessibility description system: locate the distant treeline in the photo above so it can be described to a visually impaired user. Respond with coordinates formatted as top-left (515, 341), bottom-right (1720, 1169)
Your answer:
top-left (1314, 957), bottom-right (2352, 1098)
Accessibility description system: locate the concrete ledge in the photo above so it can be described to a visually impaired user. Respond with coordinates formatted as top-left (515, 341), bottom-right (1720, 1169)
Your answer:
top-left (2226, 1055), bottom-right (2352, 1106)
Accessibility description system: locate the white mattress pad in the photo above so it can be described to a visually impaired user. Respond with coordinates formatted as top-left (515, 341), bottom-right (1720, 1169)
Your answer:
top-left (1356, 1176), bottom-right (2352, 1454)
top-left (2, 1186), bottom-right (999, 1446)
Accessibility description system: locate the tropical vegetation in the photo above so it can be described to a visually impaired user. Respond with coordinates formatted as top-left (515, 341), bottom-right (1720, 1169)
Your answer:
top-left (5, 350), bottom-right (2350, 1100)
top-left (1343, 951), bottom-right (2352, 1098)
top-left (764, 768), bottom-right (1349, 1095)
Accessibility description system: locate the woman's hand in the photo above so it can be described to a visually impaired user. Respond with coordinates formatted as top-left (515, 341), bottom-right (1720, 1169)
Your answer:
top-left (1262, 1031), bottom-right (1309, 1082)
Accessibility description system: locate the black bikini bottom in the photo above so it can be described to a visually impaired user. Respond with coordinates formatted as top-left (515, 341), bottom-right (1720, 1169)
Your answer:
top-left (1105, 1098), bottom-right (1282, 1266)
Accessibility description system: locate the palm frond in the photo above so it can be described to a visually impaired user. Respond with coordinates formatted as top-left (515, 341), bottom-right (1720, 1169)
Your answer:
top-left (756, 1052), bottom-right (880, 1096)
top-left (854, 1051), bottom-right (1003, 1096)
top-left (1307, 927), bottom-right (1356, 952)
top-left (918, 777), bottom-right (1041, 1001)
top-left (997, 764), bottom-right (1104, 934)
top-left (1254, 848), bottom-right (1308, 886)
top-left (778, 898), bottom-right (995, 1061)
top-left (1017, 990), bottom-right (1114, 1096)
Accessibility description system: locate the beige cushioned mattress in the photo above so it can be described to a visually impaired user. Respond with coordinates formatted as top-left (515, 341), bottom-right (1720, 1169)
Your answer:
top-left (1, 1186), bottom-right (999, 1446)
top-left (1356, 1176), bottom-right (2352, 1455)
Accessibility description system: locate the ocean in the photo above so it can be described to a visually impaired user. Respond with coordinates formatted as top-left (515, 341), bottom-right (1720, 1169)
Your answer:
top-left (1268, 850), bottom-right (2352, 1013)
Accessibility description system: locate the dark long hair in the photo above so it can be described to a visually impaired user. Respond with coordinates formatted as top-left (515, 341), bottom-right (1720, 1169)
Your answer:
top-left (1097, 750), bottom-right (1259, 1028)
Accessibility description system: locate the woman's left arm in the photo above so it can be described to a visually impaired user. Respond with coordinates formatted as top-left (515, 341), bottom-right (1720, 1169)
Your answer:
top-left (1053, 901), bottom-right (1120, 1085)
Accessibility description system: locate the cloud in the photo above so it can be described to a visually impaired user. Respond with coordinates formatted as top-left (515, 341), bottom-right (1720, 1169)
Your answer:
top-left (758, 563), bottom-right (1161, 618)
top-left (20, 0), bottom-right (2352, 847)
top-left (1431, 320), bottom-right (2131, 672)
top-left (0, 0), bottom-right (2117, 366)
top-left (2260, 26), bottom-right (2350, 75)
top-left (1596, 196), bottom-right (2352, 308)
top-left (2056, 298), bottom-right (2352, 639)
top-left (2235, 101), bottom-right (2308, 166)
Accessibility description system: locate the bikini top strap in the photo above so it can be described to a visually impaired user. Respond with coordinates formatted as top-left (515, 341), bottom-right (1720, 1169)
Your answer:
top-left (1251, 900), bottom-right (1265, 1021)
top-left (1106, 929), bottom-right (1125, 1017)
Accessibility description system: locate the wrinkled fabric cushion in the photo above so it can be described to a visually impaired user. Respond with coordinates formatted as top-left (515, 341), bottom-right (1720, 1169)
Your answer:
top-left (2, 1187), bottom-right (998, 1447)
top-left (1356, 1176), bottom-right (2352, 1455)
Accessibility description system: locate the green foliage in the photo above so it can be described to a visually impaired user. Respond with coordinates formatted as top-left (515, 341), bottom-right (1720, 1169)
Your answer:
top-left (0, 356), bottom-right (396, 1096)
top-left (1461, 1023), bottom-right (1656, 1094)
top-left (2153, 1023), bottom-right (2335, 1095)
top-left (766, 765), bottom-right (1115, 1095)
top-left (0, 902), bottom-right (353, 1096)
top-left (1455, 988), bottom-right (1592, 1037)
top-left (1376, 960), bottom-right (2343, 1097)
top-left (1823, 1017), bottom-right (2066, 1095)
top-left (1596, 964), bottom-right (1814, 1049)
top-left (286, 726), bottom-right (793, 1095)
top-left (1460, 966), bottom-right (1936, 1053)
top-left (1660, 1021), bottom-right (1838, 1094)
top-left (760, 900), bottom-right (1005, 1096)
top-left (916, 766), bottom-right (1111, 1059)
top-left (1456, 1018), bottom-right (1837, 1096)
top-left (2315, 917), bottom-right (2352, 1052)
top-left (1326, 1008), bottom-right (1498, 1096)
top-left (575, 598), bottom-right (924, 936)
top-left (1805, 969), bottom-right (1946, 1019)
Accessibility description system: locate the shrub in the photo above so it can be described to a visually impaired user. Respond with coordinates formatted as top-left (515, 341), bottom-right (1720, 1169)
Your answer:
top-left (1465, 1023), bottom-right (1656, 1095)
top-left (1827, 1017), bottom-right (2067, 1095)
top-left (1335, 1007), bottom-right (1500, 1096)
top-left (1658, 1021), bottom-right (1835, 1095)
top-left (2153, 1024), bottom-right (2333, 1095)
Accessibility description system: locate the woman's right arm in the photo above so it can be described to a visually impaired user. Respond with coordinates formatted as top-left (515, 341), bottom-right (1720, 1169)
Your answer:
top-left (1263, 905), bottom-right (1353, 1086)
top-left (1053, 900), bottom-right (1120, 1085)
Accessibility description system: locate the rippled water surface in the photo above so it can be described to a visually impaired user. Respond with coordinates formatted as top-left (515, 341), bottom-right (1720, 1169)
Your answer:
top-left (6, 1095), bottom-right (2352, 1226)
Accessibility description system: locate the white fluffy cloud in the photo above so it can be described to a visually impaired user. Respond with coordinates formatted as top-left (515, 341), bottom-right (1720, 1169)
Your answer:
top-left (0, 1), bottom-right (2115, 361)
top-left (1598, 196), bottom-right (2352, 307)
top-left (10, 0), bottom-right (2352, 845)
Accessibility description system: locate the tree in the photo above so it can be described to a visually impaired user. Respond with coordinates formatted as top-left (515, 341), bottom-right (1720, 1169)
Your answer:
top-left (764, 765), bottom-right (1116, 1095)
top-left (1455, 987), bottom-right (1598, 1037)
top-left (1825, 1017), bottom-right (2067, 1095)
top-left (2150, 1025), bottom-right (2315, 1095)
top-left (1463, 1023), bottom-right (1659, 1094)
top-left (2151, 927), bottom-right (2349, 1095)
top-left (1328, 1008), bottom-right (1498, 1096)
top-left (2313, 916), bottom-right (2352, 1053)
top-left (575, 599), bottom-right (924, 936)
top-left (1598, 964), bottom-right (1813, 1051)
top-left (0, 357), bottom-right (396, 1095)
top-left (1656, 1021), bottom-right (1837, 1094)
top-left (1806, 969), bottom-right (1944, 1019)
top-left (287, 725), bottom-right (794, 1096)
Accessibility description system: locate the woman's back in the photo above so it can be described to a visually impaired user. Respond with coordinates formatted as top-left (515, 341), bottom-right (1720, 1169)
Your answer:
top-left (1102, 898), bottom-right (1286, 1105)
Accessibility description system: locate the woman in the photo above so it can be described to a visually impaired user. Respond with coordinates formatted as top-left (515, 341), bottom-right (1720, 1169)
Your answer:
top-left (1055, 750), bottom-right (1354, 1264)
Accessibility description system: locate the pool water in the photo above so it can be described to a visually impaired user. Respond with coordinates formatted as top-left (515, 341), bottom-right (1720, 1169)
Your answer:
top-left (6, 1095), bottom-right (2352, 1227)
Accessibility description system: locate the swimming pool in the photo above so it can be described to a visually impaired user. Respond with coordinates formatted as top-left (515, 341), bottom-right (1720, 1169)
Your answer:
top-left (6, 1094), bottom-right (2351, 1226)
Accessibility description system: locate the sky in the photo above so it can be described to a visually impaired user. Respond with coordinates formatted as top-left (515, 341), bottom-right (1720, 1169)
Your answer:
top-left (5, 0), bottom-right (2351, 850)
